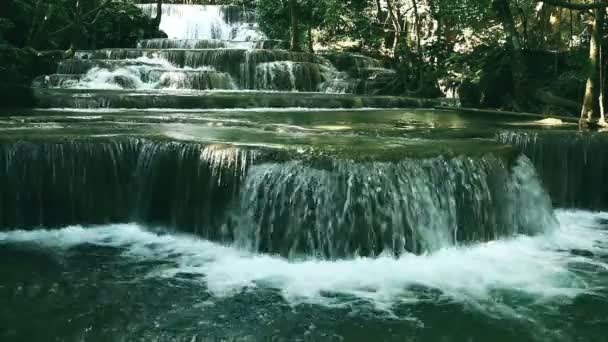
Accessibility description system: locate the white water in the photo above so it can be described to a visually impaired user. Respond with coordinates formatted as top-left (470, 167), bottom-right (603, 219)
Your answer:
top-left (255, 62), bottom-right (299, 91)
top-left (137, 38), bottom-right (263, 50)
top-left (71, 56), bottom-right (237, 91)
top-left (1, 210), bottom-right (606, 312)
top-left (137, 4), bottom-right (265, 42)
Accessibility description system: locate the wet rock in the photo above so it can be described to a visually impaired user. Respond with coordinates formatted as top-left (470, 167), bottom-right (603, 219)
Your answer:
top-left (570, 249), bottom-right (595, 258)
top-left (112, 75), bottom-right (137, 89)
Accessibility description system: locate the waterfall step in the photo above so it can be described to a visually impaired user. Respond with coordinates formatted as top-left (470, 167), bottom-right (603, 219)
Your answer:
top-left (74, 49), bottom-right (325, 64)
top-left (137, 38), bottom-right (288, 50)
top-left (32, 88), bottom-right (445, 109)
top-left (0, 134), bottom-right (550, 257)
top-left (37, 69), bottom-right (237, 90)
top-left (136, 4), bottom-right (262, 41)
top-left (498, 130), bottom-right (608, 210)
top-left (51, 49), bottom-right (370, 93)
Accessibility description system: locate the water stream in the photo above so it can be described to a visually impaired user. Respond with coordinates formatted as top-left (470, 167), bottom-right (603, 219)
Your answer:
top-left (2, 3), bottom-right (608, 341)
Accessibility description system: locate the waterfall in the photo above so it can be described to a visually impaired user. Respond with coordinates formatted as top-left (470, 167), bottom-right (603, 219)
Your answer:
top-left (0, 138), bottom-right (555, 259)
top-left (136, 4), bottom-right (264, 41)
top-left (253, 61), bottom-right (329, 92)
top-left (497, 130), bottom-right (608, 209)
top-left (31, 4), bottom-right (396, 96)
top-left (231, 156), bottom-right (555, 258)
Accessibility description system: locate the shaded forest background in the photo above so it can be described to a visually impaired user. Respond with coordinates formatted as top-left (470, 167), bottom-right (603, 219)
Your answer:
top-left (1, 0), bottom-right (607, 124)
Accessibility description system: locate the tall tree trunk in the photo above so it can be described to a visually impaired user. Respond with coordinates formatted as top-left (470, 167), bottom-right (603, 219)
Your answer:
top-left (580, 4), bottom-right (606, 127)
top-left (375, 0), bottom-right (385, 22)
top-left (289, 0), bottom-right (300, 51)
top-left (67, 0), bottom-right (83, 57)
top-left (26, 0), bottom-right (45, 47)
top-left (412, 0), bottom-right (425, 90)
top-left (28, 3), bottom-right (54, 49)
top-left (385, 0), bottom-right (402, 57)
top-left (154, 0), bottom-right (163, 29)
top-left (307, 24), bottom-right (314, 53)
top-left (492, 0), bottom-right (529, 109)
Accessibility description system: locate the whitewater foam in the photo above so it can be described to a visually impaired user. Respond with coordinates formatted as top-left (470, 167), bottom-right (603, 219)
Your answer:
top-left (1, 210), bottom-right (606, 312)
top-left (137, 4), bottom-right (265, 42)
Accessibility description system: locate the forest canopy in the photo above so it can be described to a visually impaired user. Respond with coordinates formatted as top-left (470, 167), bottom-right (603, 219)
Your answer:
top-left (0, 0), bottom-right (607, 124)
top-left (256, 0), bottom-right (607, 124)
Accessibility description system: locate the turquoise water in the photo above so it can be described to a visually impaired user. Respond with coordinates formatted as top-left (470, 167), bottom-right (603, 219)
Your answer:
top-left (1, 210), bottom-right (607, 341)
top-left (1, 108), bottom-right (606, 341)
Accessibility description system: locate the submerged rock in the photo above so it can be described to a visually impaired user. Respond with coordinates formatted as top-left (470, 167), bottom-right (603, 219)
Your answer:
top-left (571, 249), bottom-right (595, 258)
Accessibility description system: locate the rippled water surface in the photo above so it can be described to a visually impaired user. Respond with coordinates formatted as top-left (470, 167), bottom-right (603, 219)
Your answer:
top-left (1, 210), bottom-right (607, 342)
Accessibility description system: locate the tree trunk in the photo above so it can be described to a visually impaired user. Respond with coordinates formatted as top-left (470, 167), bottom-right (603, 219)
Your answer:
top-left (289, 0), bottom-right (300, 51)
top-left (535, 89), bottom-right (580, 112)
top-left (375, 0), bottom-right (385, 22)
top-left (580, 4), bottom-right (606, 127)
top-left (307, 24), bottom-right (314, 53)
top-left (154, 0), bottom-right (163, 29)
top-left (412, 0), bottom-right (425, 90)
top-left (385, 0), bottom-right (402, 57)
top-left (28, 3), bottom-right (54, 49)
top-left (26, 0), bottom-right (45, 47)
top-left (492, 0), bottom-right (529, 110)
top-left (67, 0), bottom-right (83, 56)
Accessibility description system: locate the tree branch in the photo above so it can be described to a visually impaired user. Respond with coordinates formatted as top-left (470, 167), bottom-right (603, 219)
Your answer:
top-left (49, 0), bottom-right (113, 36)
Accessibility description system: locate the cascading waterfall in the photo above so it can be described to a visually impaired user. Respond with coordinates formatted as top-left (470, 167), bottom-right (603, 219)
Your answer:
top-left (497, 130), bottom-right (608, 209)
top-left (47, 49), bottom-right (338, 92)
top-left (231, 156), bottom-right (555, 258)
top-left (0, 139), bottom-right (255, 231)
top-left (254, 61), bottom-right (328, 92)
top-left (46, 56), bottom-right (238, 91)
top-left (0, 138), bottom-right (555, 259)
top-left (138, 38), bottom-right (231, 49)
top-left (7, 3), bottom-right (608, 339)
top-left (136, 4), bottom-right (263, 41)
top-left (31, 3), bottom-right (395, 97)
top-left (137, 38), bottom-right (287, 50)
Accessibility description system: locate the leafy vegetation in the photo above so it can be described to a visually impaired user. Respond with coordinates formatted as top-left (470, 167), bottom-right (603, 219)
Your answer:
top-left (0, 0), bottom-right (607, 125)
top-left (0, 0), bottom-right (163, 50)
top-left (253, 0), bottom-right (607, 125)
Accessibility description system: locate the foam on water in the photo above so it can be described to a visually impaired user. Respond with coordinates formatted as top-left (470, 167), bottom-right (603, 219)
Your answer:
top-left (1, 210), bottom-right (606, 313)
top-left (75, 67), bottom-right (146, 90)
top-left (137, 4), bottom-right (265, 42)
top-left (69, 56), bottom-right (236, 90)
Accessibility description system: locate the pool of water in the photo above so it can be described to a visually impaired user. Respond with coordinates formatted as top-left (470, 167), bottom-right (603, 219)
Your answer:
top-left (1, 210), bottom-right (607, 342)
top-left (1, 108), bottom-right (604, 341)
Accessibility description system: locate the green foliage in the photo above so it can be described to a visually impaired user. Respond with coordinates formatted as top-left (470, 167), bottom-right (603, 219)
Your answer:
top-left (0, 0), bottom-right (602, 112)
top-left (0, 18), bottom-right (15, 43)
top-left (93, 2), bottom-right (161, 49)
top-left (255, 0), bottom-right (374, 50)
top-left (0, 45), bottom-right (61, 84)
top-left (0, 0), bottom-right (162, 50)
top-left (255, 0), bottom-right (291, 43)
